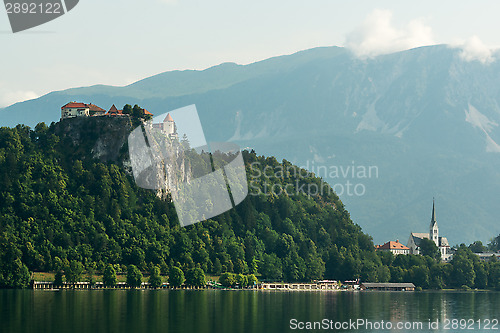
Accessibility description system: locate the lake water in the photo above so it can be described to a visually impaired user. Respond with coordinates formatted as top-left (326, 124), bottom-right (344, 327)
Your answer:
top-left (1, 290), bottom-right (499, 333)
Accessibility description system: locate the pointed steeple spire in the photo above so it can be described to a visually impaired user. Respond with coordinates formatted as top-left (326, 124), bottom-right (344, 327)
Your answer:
top-left (431, 198), bottom-right (437, 226)
top-left (430, 198), bottom-right (439, 247)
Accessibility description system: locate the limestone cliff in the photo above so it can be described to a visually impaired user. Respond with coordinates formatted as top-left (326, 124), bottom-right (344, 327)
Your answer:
top-left (53, 116), bottom-right (190, 198)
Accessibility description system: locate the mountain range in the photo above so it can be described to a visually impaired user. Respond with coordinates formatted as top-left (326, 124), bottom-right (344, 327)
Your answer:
top-left (2, 44), bottom-right (500, 245)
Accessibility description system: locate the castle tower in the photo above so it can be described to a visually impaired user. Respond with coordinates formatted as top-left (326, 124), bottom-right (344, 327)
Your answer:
top-left (429, 199), bottom-right (439, 247)
top-left (163, 113), bottom-right (175, 136)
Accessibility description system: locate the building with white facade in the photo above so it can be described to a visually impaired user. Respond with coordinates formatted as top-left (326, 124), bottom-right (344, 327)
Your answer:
top-left (376, 240), bottom-right (410, 255)
top-left (61, 102), bottom-right (90, 119)
top-left (61, 102), bottom-right (154, 120)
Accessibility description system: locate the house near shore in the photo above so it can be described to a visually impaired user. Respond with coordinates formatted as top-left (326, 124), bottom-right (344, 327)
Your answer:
top-left (375, 240), bottom-right (410, 255)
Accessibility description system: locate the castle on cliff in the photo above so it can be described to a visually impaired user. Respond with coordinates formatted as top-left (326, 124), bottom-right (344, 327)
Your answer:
top-left (60, 102), bottom-right (154, 119)
top-left (60, 102), bottom-right (177, 138)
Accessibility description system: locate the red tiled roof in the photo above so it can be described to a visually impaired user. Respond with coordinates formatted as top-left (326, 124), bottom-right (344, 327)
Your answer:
top-left (106, 104), bottom-right (124, 116)
top-left (107, 110), bottom-right (123, 115)
top-left (164, 113), bottom-right (173, 122)
top-left (62, 102), bottom-right (153, 117)
top-left (377, 240), bottom-right (409, 250)
top-left (88, 104), bottom-right (106, 112)
top-left (62, 102), bottom-right (88, 109)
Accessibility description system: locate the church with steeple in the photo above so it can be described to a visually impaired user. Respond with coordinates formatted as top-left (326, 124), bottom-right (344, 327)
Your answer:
top-left (407, 200), bottom-right (453, 262)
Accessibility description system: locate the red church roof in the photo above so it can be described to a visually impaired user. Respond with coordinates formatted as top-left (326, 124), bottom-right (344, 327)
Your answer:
top-left (143, 109), bottom-right (153, 116)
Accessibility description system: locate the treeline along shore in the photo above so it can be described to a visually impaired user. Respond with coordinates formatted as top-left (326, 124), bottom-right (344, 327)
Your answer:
top-left (0, 119), bottom-right (499, 291)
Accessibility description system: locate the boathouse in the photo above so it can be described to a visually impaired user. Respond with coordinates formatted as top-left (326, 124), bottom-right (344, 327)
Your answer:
top-left (360, 282), bottom-right (415, 291)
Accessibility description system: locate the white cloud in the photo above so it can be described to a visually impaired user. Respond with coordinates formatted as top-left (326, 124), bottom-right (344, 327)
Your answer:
top-left (0, 86), bottom-right (39, 108)
top-left (345, 9), bottom-right (435, 58)
top-left (451, 36), bottom-right (496, 64)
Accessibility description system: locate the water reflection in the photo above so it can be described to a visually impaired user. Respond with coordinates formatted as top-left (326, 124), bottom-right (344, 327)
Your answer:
top-left (0, 290), bottom-right (498, 333)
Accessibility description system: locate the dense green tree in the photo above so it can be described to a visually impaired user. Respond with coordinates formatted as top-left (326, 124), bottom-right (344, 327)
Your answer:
top-left (488, 235), bottom-right (500, 252)
top-left (65, 260), bottom-right (84, 283)
top-left (122, 104), bottom-right (132, 115)
top-left (377, 251), bottom-right (394, 267)
top-left (284, 251), bottom-right (306, 282)
top-left (86, 265), bottom-right (96, 286)
top-left (360, 260), bottom-right (378, 282)
top-left (185, 267), bottom-right (206, 288)
top-left (127, 264), bottom-right (143, 288)
top-left (149, 266), bottom-right (162, 288)
top-left (103, 265), bottom-right (117, 287)
top-left (246, 274), bottom-right (258, 287)
top-left (259, 253), bottom-right (282, 280)
top-left (235, 273), bottom-right (246, 287)
top-left (488, 262), bottom-right (500, 290)
top-left (411, 265), bottom-right (430, 288)
top-left (340, 253), bottom-right (361, 281)
top-left (305, 254), bottom-right (325, 281)
top-left (389, 266), bottom-right (404, 283)
top-left (0, 234), bottom-right (31, 289)
top-left (451, 247), bottom-right (476, 288)
top-left (219, 272), bottom-right (235, 287)
top-left (377, 265), bottom-right (391, 283)
top-left (429, 264), bottom-right (445, 289)
top-left (419, 238), bottom-right (441, 260)
top-left (469, 241), bottom-right (488, 253)
top-left (213, 258), bottom-right (222, 275)
top-left (0, 258), bottom-right (31, 289)
top-left (474, 261), bottom-right (488, 289)
top-left (54, 271), bottom-right (64, 286)
top-left (169, 266), bottom-right (185, 287)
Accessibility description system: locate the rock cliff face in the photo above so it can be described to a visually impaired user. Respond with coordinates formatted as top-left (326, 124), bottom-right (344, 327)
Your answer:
top-left (128, 121), bottom-right (192, 200)
top-left (53, 116), bottom-right (191, 198)
top-left (55, 116), bottom-right (133, 162)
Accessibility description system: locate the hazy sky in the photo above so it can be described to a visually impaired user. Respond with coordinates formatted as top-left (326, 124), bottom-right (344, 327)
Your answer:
top-left (1, 0), bottom-right (499, 108)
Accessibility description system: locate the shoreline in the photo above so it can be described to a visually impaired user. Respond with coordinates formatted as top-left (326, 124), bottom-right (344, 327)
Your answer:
top-left (28, 281), bottom-right (498, 292)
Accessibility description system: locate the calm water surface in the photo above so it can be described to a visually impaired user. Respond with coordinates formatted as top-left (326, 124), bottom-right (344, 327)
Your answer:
top-left (1, 290), bottom-right (498, 333)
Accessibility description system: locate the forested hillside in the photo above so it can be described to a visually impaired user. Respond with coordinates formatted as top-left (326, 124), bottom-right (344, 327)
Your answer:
top-left (0, 119), bottom-right (499, 290)
top-left (4, 46), bottom-right (500, 245)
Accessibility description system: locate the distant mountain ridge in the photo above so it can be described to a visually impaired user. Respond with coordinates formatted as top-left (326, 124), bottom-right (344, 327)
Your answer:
top-left (2, 45), bottom-right (500, 245)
